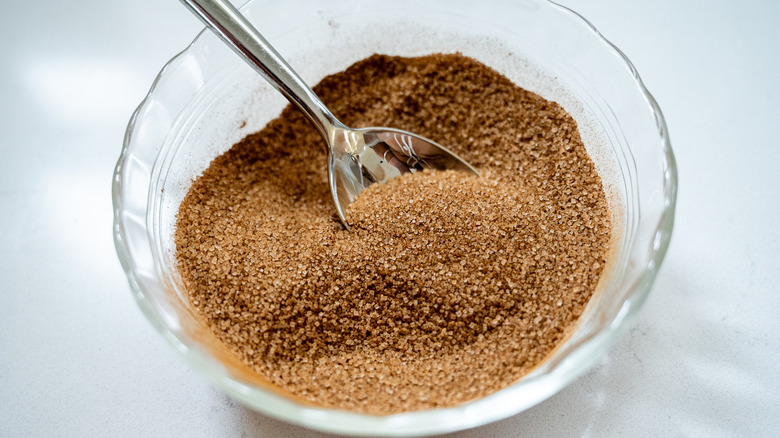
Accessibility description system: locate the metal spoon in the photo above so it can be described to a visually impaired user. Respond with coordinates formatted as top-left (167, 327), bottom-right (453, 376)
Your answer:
top-left (180, 0), bottom-right (478, 229)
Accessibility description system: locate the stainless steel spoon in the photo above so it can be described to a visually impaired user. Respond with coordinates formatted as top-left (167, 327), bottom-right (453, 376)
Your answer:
top-left (180, 0), bottom-right (478, 229)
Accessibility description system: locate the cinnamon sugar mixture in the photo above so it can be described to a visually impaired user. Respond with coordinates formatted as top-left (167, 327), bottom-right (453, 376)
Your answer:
top-left (175, 54), bottom-right (611, 414)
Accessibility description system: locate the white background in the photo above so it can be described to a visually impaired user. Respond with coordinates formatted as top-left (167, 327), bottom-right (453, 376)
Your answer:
top-left (1, 0), bottom-right (778, 436)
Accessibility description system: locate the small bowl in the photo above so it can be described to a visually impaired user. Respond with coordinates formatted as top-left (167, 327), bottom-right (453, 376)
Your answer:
top-left (113, 0), bottom-right (677, 435)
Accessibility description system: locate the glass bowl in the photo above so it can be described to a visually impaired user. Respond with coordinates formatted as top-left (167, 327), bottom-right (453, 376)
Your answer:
top-left (112, 0), bottom-right (677, 435)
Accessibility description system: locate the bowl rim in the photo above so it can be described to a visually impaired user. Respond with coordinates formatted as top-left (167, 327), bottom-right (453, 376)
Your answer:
top-left (112, 0), bottom-right (678, 435)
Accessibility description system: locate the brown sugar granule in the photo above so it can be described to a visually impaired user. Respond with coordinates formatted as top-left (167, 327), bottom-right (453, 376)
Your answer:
top-left (174, 53), bottom-right (611, 414)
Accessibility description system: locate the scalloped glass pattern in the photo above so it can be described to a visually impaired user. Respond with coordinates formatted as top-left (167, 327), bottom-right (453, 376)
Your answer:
top-left (112, 0), bottom-right (677, 435)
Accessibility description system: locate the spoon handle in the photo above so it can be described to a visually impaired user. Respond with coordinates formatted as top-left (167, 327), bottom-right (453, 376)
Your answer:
top-left (180, 0), bottom-right (341, 140)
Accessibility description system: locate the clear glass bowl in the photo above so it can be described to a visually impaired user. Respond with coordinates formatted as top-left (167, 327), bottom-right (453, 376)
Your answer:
top-left (112, 0), bottom-right (677, 435)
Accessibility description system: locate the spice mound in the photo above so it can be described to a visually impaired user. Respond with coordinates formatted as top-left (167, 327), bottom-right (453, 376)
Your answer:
top-left (175, 53), bottom-right (611, 414)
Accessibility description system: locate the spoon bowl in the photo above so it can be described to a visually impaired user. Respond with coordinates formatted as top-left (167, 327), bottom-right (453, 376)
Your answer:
top-left (329, 126), bottom-right (478, 227)
top-left (181, 0), bottom-right (477, 228)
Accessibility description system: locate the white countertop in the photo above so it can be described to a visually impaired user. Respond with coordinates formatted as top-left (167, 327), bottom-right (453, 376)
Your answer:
top-left (1, 0), bottom-right (778, 436)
